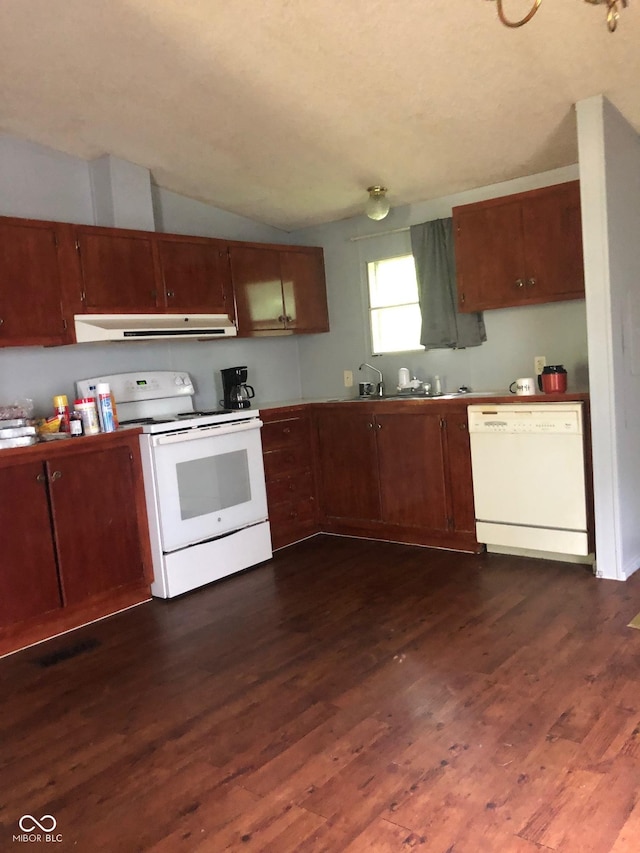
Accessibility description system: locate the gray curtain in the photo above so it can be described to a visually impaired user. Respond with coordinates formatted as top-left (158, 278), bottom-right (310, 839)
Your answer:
top-left (410, 217), bottom-right (486, 349)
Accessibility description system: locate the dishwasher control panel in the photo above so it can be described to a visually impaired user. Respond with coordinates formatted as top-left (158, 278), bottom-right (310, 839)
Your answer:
top-left (468, 403), bottom-right (583, 435)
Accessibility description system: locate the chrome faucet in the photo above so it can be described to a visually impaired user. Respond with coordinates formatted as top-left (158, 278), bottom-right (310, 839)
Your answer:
top-left (359, 362), bottom-right (384, 397)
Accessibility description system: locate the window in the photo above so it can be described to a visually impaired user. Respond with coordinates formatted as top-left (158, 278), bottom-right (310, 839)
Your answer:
top-left (367, 254), bottom-right (424, 354)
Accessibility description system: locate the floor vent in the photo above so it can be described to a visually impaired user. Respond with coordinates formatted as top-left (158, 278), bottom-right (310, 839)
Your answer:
top-left (34, 637), bottom-right (101, 668)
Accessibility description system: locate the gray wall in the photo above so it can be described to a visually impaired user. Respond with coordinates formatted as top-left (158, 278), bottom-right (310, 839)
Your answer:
top-left (295, 165), bottom-right (588, 399)
top-left (577, 96), bottom-right (640, 580)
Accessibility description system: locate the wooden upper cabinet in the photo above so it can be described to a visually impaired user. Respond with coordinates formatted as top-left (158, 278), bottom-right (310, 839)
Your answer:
top-left (155, 235), bottom-right (233, 316)
top-left (521, 183), bottom-right (585, 301)
top-left (280, 248), bottom-right (329, 333)
top-left (74, 226), bottom-right (160, 312)
top-left (0, 217), bottom-right (69, 346)
top-left (229, 246), bottom-right (283, 332)
top-left (0, 213), bottom-right (328, 344)
top-left (230, 244), bottom-right (329, 335)
top-left (453, 181), bottom-right (584, 312)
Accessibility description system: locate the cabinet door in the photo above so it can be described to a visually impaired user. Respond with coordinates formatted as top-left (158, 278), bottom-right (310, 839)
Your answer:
top-left (48, 446), bottom-right (147, 606)
top-left (0, 462), bottom-right (62, 627)
top-left (375, 412), bottom-right (449, 531)
top-left (522, 182), bottom-right (584, 302)
top-left (281, 249), bottom-right (329, 333)
top-left (156, 237), bottom-right (233, 315)
top-left (315, 408), bottom-right (381, 521)
top-left (443, 411), bottom-right (476, 534)
top-left (0, 218), bottom-right (68, 346)
top-left (229, 246), bottom-right (285, 333)
top-left (454, 200), bottom-right (526, 312)
top-left (76, 227), bottom-right (160, 312)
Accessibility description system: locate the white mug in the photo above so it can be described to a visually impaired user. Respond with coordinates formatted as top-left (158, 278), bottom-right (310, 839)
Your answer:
top-left (509, 377), bottom-right (536, 396)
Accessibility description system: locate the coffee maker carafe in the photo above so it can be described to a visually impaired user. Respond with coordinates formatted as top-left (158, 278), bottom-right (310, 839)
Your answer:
top-left (221, 366), bottom-right (255, 410)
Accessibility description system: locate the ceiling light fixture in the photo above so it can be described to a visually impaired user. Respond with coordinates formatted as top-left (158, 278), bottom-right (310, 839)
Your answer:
top-left (489, 0), bottom-right (627, 32)
top-left (365, 186), bottom-right (390, 221)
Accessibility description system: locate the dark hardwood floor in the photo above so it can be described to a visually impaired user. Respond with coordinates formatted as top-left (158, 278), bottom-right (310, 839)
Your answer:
top-left (2, 535), bottom-right (640, 852)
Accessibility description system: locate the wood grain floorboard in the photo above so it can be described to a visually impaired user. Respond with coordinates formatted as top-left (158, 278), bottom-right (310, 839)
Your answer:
top-left (1, 535), bottom-right (640, 851)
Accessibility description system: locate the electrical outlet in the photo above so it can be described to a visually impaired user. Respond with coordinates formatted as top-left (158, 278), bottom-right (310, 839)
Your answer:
top-left (534, 356), bottom-right (546, 375)
top-left (343, 369), bottom-right (353, 388)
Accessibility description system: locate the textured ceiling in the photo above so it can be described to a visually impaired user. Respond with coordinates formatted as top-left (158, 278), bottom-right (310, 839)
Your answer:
top-left (0, 0), bottom-right (638, 230)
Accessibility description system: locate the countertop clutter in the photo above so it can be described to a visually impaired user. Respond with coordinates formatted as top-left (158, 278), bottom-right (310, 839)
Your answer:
top-left (0, 383), bottom-right (119, 451)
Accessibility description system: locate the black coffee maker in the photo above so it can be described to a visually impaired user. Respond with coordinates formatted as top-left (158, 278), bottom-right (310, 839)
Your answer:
top-left (221, 366), bottom-right (255, 410)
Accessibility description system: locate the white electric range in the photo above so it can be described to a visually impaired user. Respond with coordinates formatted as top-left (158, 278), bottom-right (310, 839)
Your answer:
top-left (76, 371), bottom-right (272, 598)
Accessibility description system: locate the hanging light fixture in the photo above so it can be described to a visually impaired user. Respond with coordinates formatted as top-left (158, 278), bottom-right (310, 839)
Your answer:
top-left (489, 0), bottom-right (628, 32)
top-left (365, 186), bottom-right (390, 221)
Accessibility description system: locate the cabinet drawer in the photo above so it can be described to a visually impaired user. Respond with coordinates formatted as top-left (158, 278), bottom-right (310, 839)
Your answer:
top-left (263, 444), bottom-right (310, 479)
top-left (261, 417), bottom-right (310, 451)
top-left (267, 470), bottom-right (314, 506)
top-left (269, 496), bottom-right (317, 528)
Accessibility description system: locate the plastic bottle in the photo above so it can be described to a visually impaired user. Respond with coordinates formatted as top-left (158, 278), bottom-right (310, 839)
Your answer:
top-left (96, 383), bottom-right (117, 433)
top-left (74, 398), bottom-right (100, 436)
top-left (89, 384), bottom-right (119, 429)
top-left (53, 394), bottom-right (71, 432)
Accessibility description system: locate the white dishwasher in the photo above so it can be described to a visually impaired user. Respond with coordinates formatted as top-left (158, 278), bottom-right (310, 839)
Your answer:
top-left (467, 402), bottom-right (589, 557)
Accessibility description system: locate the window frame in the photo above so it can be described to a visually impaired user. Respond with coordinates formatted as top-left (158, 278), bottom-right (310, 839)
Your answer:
top-left (366, 252), bottom-right (425, 356)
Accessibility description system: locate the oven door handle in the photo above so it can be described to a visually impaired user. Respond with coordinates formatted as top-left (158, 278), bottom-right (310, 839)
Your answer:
top-left (152, 419), bottom-right (263, 445)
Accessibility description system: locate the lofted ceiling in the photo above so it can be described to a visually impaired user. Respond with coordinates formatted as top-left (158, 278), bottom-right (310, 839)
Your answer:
top-left (0, 0), bottom-right (638, 231)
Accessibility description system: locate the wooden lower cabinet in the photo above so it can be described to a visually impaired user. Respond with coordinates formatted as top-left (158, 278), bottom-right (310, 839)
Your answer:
top-left (443, 410), bottom-right (476, 535)
top-left (0, 461), bottom-right (63, 628)
top-left (314, 402), bottom-right (480, 552)
top-left (376, 412), bottom-right (448, 531)
top-left (313, 408), bottom-right (381, 522)
top-left (0, 432), bottom-right (153, 657)
top-left (261, 408), bottom-right (320, 549)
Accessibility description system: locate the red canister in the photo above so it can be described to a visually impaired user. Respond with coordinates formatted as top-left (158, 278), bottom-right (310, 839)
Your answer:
top-left (541, 365), bottom-right (567, 393)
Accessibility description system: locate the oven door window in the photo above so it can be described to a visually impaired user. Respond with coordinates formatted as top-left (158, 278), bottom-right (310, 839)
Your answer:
top-left (177, 450), bottom-right (250, 519)
top-left (152, 426), bottom-right (268, 552)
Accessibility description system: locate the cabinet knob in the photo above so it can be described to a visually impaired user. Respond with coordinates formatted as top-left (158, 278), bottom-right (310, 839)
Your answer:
top-left (459, 422), bottom-right (467, 430)
top-left (367, 422), bottom-right (374, 429)
top-left (51, 470), bottom-right (63, 481)
top-left (278, 315), bottom-right (285, 323)
top-left (527, 278), bottom-right (536, 287)
top-left (283, 427), bottom-right (291, 434)
top-left (515, 279), bottom-right (525, 288)
top-left (166, 290), bottom-right (175, 298)
top-left (36, 472), bottom-right (46, 482)
top-left (0, 317), bottom-right (4, 326)
top-left (285, 315), bottom-right (293, 323)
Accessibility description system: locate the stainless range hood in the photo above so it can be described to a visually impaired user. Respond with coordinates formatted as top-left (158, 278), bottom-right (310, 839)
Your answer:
top-left (74, 313), bottom-right (237, 343)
